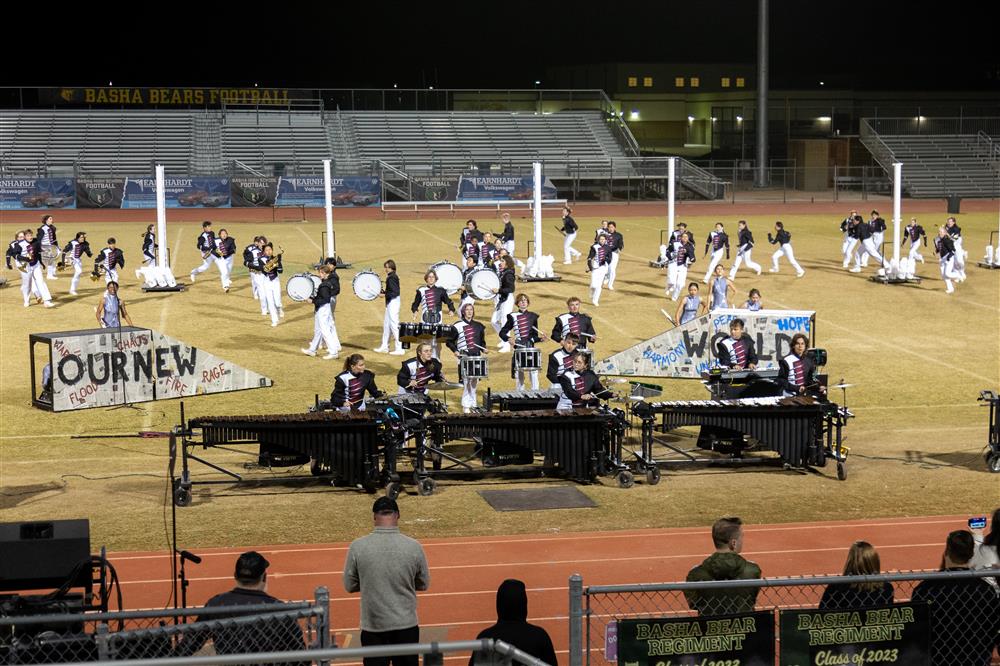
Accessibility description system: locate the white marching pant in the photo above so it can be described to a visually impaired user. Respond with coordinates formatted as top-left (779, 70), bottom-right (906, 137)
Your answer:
top-left (105, 269), bottom-right (119, 284)
top-left (854, 239), bottom-right (883, 269)
top-left (381, 297), bottom-right (402, 350)
top-left (214, 257), bottom-right (231, 288)
top-left (940, 256), bottom-right (960, 291)
top-left (262, 278), bottom-right (280, 325)
top-left (492, 296), bottom-right (514, 335)
top-left (666, 262), bottom-right (678, 291)
top-left (862, 233), bottom-right (884, 266)
top-left (515, 369), bottom-right (539, 392)
top-left (22, 265), bottom-right (52, 304)
top-left (42, 244), bottom-right (57, 278)
top-left (563, 232), bottom-right (581, 263)
top-left (907, 243), bottom-right (924, 263)
top-left (458, 362), bottom-right (479, 410)
top-left (251, 273), bottom-right (267, 311)
top-left (191, 254), bottom-right (214, 276)
top-left (842, 238), bottom-right (859, 267)
top-left (308, 304), bottom-right (340, 353)
top-left (840, 233), bottom-right (852, 257)
top-left (142, 254), bottom-right (156, 267)
top-left (703, 248), bottom-right (725, 282)
top-left (953, 237), bottom-right (966, 274)
top-left (772, 244), bottom-right (804, 274)
top-left (504, 240), bottom-right (515, 256)
top-left (589, 265), bottom-right (609, 305)
top-left (71, 260), bottom-right (83, 292)
top-left (729, 249), bottom-right (761, 278)
top-left (607, 251), bottom-right (621, 287)
top-left (670, 266), bottom-right (689, 301)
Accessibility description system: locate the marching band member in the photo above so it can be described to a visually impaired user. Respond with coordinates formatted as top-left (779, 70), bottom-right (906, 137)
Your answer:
top-left (768, 221), bottom-right (805, 277)
top-left (190, 220), bottom-right (218, 283)
top-left (777, 333), bottom-right (823, 397)
top-left (447, 303), bottom-right (488, 413)
top-left (716, 318), bottom-right (758, 370)
top-left (744, 288), bottom-right (763, 311)
top-left (668, 231), bottom-right (696, 301)
top-left (7, 231), bottom-right (40, 304)
top-left (302, 264), bottom-right (341, 359)
top-left (499, 293), bottom-right (547, 391)
top-left (374, 260), bottom-right (405, 355)
top-left (594, 219), bottom-right (609, 243)
top-left (556, 352), bottom-right (612, 410)
top-left (903, 217), bottom-right (927, 265)
top-left (498, 212), bottom-right (515, 256)
top-left (708, 264), bottom-right (735, 311)
top-left (459, 255), bottom-right (478, 309)
top-left (660, 221), bottom-right (691, 284)
top-left (558, 205), bottom-right (581, 264)
top-left (459, 219), bottom-right (484, 259)
top-left (244, 236), bottom-right (266, 312)
top-left (397, 343), bottom-right (445, 395)
top-left (702, 222), bottom-right (730, 283)
top-left (94, 238), bottom-right (124, 284)
top-left (491, 255), bottom-right (516, 345)
top-left (849, 214), bottom-right (884, 273)
top-left (675, 282), bottom-right (705, 326)
top-left (63, 231), bottom-right (92, 296)
top-left (945, 217), bottom-right (967, 281)
top-left (862, 210), bottom-right (886, 267)
top-left (96, 281), bottom-right (132, 328)
top-left (839, 209), bottom-right (858, 259)
top-left (587, 233), bottom-right (612, 306)
top-left (728, 220), bottom-right (762, 278)
top-left (215, 229), bottom-right (237, 292)
top-left (141, 224), bottom-right (157, 267)
top-left (546, 332), bottom-right (580, 391)
top-left (331, 354), bottom-right (380, 412)
top-left (605, 221), bottom-right (624, 290)
top-left (411, 269), bottom-right (456, 358)
top-left (256, 243), bottom-right (284, 326)
top-left (934, 226), bottom-right (961, 294)
top-left (479, 232), bottom-right (498, 267)
top-left (842, 215), bottom-right (863, 268)
top-left (17, 229), bottom-right (54, 307)
top-left (38, 215), bottom-right (59, 279)
top-left (551, 296), bottom-right (597, 349)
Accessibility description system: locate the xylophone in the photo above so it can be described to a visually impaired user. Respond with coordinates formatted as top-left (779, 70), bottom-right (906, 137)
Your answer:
top-left (484, 389), bottom-right (561, 412)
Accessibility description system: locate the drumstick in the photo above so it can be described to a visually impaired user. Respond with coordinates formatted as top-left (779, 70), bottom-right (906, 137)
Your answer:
top-left (578, 332), bottom-right (596, 339)
top-left (660, 309), bottom-right (675, 325)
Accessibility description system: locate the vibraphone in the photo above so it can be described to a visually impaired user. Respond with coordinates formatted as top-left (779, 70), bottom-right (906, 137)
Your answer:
top-left (631, 396), bottom-right (851, 481)
top-left (484, 389), bottom-right (561, 412)
top-left (171, 411), bottom-right (385, 505)
top-left (413, 408), bottom-right (630, 491)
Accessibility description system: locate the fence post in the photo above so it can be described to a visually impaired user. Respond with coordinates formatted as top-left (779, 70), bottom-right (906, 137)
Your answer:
top-left (315, 586), bottom-right (331, 650)
top-left (569, 574), bottom-right (584, 666)
top-left (95, 622), bottom-right (111, 661)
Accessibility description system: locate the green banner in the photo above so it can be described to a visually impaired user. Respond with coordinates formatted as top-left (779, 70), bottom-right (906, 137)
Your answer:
top-left (779, 603), bottom-right (929, 666)
top-left (617, 612), bottom-right (775, 666)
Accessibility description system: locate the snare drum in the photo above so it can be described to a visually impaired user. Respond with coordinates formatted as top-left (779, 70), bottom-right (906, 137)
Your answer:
top-left (352, 270), bottom-right (382, 301)
top-left (286, 273), bottom-right (321, 302)
top-left (399, 322), bottom-right (421, 342)
top-left (513, 347), bottom-right (541, 370)
top-left (466, 267), bottom-right (501, 300)
top-left (430, 261), bottom-right (463, 295)
top-left (460, 355), bottom-right (489, 379)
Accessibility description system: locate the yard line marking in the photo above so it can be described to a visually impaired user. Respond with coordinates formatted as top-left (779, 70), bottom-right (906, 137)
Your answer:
top-left (296, 226), bottom-right (323, 252)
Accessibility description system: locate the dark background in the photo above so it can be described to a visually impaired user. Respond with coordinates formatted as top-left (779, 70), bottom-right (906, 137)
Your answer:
top-left (8, 1), bottom-right (999, 90)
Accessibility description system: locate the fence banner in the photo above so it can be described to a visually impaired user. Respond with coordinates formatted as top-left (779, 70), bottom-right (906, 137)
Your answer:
top-left (0, 177), bottom-right (76, 210)
top-left (121, 177), bottom-right (231, 209)
top-left (595, 308), bottom-right (815, 378)
top-left (76, 177), bottom-right (125, 208)
top-left (231, 176), bottom-right (278, 207)
top-left (414, 176), bottom-right (460, 201)
top-left (275, 176), bottom-right (380, 207)
top-left (457, 175), bottom-right (557, 200)
top-left (778, 603), bottom-right (930, 666)
top-left (616, 612), bottom-right (775, 666)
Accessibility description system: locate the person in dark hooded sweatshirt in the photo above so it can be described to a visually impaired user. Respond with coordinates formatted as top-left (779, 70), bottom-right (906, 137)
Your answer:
top-left (470, 579), bottom-right (557, 666)
top-left (684, 517), bottom-right (762, 616)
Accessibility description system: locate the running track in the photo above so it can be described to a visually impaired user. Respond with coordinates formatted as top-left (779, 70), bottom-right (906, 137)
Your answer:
top-left (106, 515), bottom-right (972, 662)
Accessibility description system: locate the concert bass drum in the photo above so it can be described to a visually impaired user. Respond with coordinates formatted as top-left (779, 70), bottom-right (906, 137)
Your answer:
top-left (352, 270), bottom-right (382, 301)
top-left (286, 273), bottom-right (321, 302)
top-left (429, 261), bottom-right (463, 295)
top-left (466, 267), bottom-right (501, 300)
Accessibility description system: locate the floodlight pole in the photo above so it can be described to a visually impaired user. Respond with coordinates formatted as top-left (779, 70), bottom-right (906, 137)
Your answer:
top-left (754, 0), bottom-right (769, 188)
top-left (892, 162), bottom-right (902, 271)
top-left (323, 159), bottom-right (335, 260)
top-left (533, 161), bottom-right (543, 266)
top-left (667, 156), bottom-right (676, 237)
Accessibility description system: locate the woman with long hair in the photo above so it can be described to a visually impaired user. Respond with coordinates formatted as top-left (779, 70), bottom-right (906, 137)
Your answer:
top-left (818, 541), bottom-right (893, 609)
top-left (331, 354), bottom-right (379, 412)
top-left (970, 508), bottom-right (1000, 591)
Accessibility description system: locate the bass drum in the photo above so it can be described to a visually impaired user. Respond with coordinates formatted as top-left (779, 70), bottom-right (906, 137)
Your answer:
top-left (286, 273), bottom-right (321, 302)
top-left (430, 261), bottom-right (463, 295)
top-left (352, 270), bottom-right (382, 301)
top-left (466, 267), bottom-right (501, 300)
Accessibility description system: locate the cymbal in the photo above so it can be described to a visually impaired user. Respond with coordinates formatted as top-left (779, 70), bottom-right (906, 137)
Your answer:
top-left (423, 381), bottom-right (463, 391)
top-left (831, 383), bottom-right (855, 389)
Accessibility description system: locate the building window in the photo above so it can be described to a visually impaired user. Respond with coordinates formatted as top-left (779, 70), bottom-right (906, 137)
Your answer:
top-left (736, 77), bottom-right (745, 88)
top-left (627, 76), bottom-right (637, 88)
top-left (721, 77), bottom-right (731, 88)
top-left (690, 77), bottom-right (700, 88)
top-left (675, 77), bottom-right (685, 88)
top-left (643, 76), bottom-right (653, 88)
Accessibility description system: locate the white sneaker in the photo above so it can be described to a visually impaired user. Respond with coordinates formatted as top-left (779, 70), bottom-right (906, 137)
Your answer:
top-left (44, 301), bottom-right (55, 308)
top-left (755, 269), bottom-right (762, 275)
top-left (373, 347), bottom-right (389, 353)
top-left (768, 268), bottom-right (778, 273)
top-left (796, 271), bottom-right (805, 278)
top-left (849, 267), bottom-right (862, 273)
top-left (302, 348), bottom-right (316, 357)
top-left (278, 309), bottom-right (285, 318)
top-left (69, 290), bottom-right (78, 296)
top-left (49, 276), bottom-right (58, 280)
top-left (271, 321), bottom-right (278, 327)
top-left (563, 261), bottom-right (572, 265)
top-left (607, 285), bottom-right (614, 290)
top-left (390, 349), bottom-right (406, 355)
top-left (322, 353), bottom-right (339, 360)
top-left (23, 302), bottom-right (29, 307)
top-left (945, 285), bottom-right (955, 294)
top-left (918, 256), bottom-right (924, 264)
top-left (189, 273), bottom-right (196, 282)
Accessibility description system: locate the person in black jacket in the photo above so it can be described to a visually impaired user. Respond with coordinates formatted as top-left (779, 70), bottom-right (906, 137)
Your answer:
top-left (728, 220), bottom-right (761, 278)
top-left (777, 333), bottom-right (824, 397)
top-left (332, 354), bottom-right (380, 411)
top-left (375, 260), bottom-right (405, 355)
top-left (141, 224), bottom-right (157, 267)
top-left (491, 256), bottom-right (517, 343)
top-left (861, 210), bottom-right (887, 268)
top-left (499, 294), bottom-right (547, 391)
top-left (556, 352), bottom-right (612, 410)
top-left (301, 264), bottom-right (341, 359)
top-left (551, 297), bottom-right (597, 349)
top-left (605, 221), bottom-right (625, 290)
top-left (497, 212), bottom-right (515, 256)
top-left (215, 229), bottom-right (237, 292)
top-left (819, 541), bottom-right (894, 610)
top-left (934, 227), bottom-right (961, 294)
top-left (702, 222), bottom-right (730, 283)
top-left (903, 217), bottom-right (927, 265)
top-left (411, 269), bottom-right (456, 358)
top-left (94, 237), bottom-right (125, 285)
top-left (716, 318), bottom-right (758, 370)
top-left (396, 343), bottom-right (445, 395)
top-left (470, 579), bottom-right (557, 666)
top-left (447, 303), bottom-right (488, 412)
top-left (558, 205), bottom-right (581, 264)
top-left (546, 333), bottom-right (580, 389)
top-left (63, 231), bottom-right (92, 296)
top-left (767, 221), bottom-right (805, 277)
top-left (190, 220), bottom-right (217, 283)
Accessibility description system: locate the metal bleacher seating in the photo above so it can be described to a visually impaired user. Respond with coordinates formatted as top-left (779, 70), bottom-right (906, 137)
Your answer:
top-left (220, 110), bottom-right (333, 175)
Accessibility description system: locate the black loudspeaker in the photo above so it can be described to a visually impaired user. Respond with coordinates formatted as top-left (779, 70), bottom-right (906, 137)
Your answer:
top-left (0, 519), bottom-right (91, 592)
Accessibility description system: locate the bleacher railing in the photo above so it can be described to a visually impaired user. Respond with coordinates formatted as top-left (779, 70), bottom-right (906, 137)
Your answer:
top-left (863, 116), bottom-right (1000, 136)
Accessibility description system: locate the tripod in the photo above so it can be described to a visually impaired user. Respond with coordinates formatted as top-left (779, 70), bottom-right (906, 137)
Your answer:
top-left (104, 290), bottom-right (145, 412)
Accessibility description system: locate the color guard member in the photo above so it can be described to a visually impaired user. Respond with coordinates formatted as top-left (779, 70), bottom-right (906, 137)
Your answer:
top-left (709, 264), bottom-right (735, 311)
top-left (63, 231), bottom-right (92, 295)
top-left (374, 259), bottom-right (405, 355)
top-left (675, 282), bottom-right (705, 325)
top-left (141, 224), bottom-right (157, 267)
top-left (302, 264), bottom-right (341, 359)
top-left (768, 221), bottom-right (805, 277)
top-left (96, 280), bottom-right (132, 328)
top-left (558, 205), bottom-right (581, 264)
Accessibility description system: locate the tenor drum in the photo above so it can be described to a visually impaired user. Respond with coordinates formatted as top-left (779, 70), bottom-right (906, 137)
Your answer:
top-left (429, 261), bottom-right (463, 295)
top-left (399, 323), bottom-right (422, 342)
top-left (352, 270), bottom-right (382, 301)
top-left (460, 355), bottom-right (489, 379)
top-left (286, 273), bottom-right (320, 302)
top-left (466, 267), bottom-right (501, 300)
top-left (513, 347), bottom-right (541, 370)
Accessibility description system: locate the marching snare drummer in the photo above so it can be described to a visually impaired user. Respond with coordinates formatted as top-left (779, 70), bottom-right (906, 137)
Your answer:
top-left (411, 269), bottom-right (456, 358)
top-left (16, 229), bottom-right (54, 307)
top-left (587, 233), bottom-right (612, 306)
top-left (546, 332), bottom-right (580, 391)
top-left (551, 296), bottom-right (597, 349)
top-left (556, 351), bottom-right (612, 410)
top-left (447, 303), bottom-right (488, 413)
top-left (777, 333), bottom-right (824, 397)
top-left (302, 264), bottom-right (341, 360)
top-left (491, 255), bottom-right (516, 342)
top-left (256, 243), bottom-right (284, 327)
top-left (397, 342), bottom-right (445, 395)
top-left (558, 205), bottom-right (581, 264)
top-left (716, 318), bottom-right (758, 370)
top-left (96, 281), bottom-right (133, 329)
top-left (38, 215), bottom-right (59, 279)
top-left (499, 293), bottom-right (547, 391)
top-left (141, 224), bottom-right (157, 267)
top-left (374, 260), bottom-right (405, 355)
top-left (190, 221), bottom-right (218, 283)
top-left (63, 231), bottom-right (92, 296)
top-left (331, 354), bottom-right (380, 412)
top-left (94, 238), bottom-right (125, 284)
top-left (728, 220), bottom-right (762, 278)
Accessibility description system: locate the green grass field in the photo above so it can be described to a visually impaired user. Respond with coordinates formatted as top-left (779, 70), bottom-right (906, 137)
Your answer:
top-left (1, 207), bottom-right (998, 551)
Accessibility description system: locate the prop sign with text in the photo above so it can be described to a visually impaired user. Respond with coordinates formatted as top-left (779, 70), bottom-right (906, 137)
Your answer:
top-left (617, 613), bottom-right (775, 666)
top-left (778, 603), bottom-right (929, 666)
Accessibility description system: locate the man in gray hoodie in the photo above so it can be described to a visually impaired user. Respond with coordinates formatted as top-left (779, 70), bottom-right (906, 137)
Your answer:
top-left (344, 496), bottom-right (430, 666)
top-left (684, 516), bottom-right (762, 616)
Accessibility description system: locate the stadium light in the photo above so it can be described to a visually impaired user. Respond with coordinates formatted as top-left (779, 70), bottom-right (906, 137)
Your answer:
top-left (819, 81), bottom-right (825, 86)
top-left (630, 110), bottom-right (640, 120)
top-left (687, 115), bottom-right (695, 122)
top-left (429, 86), bottom-right (434, 90)
top-left (711, 117), bottom-right (717, 122)
top-left (534, 80), bottom-right (541, 85)
top-left (736, 115), bottom-right (743, 122)
top-left (817, 116), bottom-right (832, 122)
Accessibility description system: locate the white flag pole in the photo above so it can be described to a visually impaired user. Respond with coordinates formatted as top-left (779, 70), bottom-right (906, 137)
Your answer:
top-left (155, 165), bottom-right (168, 268)
top-left (533, 161), bottom-right (543, 267)
top-left (323, 160), bottom-right (335, 260)
top-left (892, 162), bottom-right (902, 272)
top-left (667, 157), bottom-right (676, 237)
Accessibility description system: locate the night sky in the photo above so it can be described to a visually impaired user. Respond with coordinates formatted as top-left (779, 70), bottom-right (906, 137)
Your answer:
top-left (9, 1), bottom-right (999, 91)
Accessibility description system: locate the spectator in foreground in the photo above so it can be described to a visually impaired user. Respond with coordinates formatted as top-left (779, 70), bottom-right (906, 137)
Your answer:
top-left (470, 579), bottom-right (557, 666)
top-left (684, 516), bottom-right (762, 616)
top-left (911, 530), bottom-right (1000, 666)
top-left (970, 508), bottom-right (1000, 575)
top-left (344, 496), bottom-right (430, 666)
top-left (819, 541), bottom-right (894, 609)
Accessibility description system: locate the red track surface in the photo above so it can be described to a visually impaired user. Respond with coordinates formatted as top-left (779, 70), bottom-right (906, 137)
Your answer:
top-left (106, 515), bottom-right (970, 660)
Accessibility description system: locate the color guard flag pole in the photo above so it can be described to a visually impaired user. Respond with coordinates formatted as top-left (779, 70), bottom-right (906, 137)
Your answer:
top-left (892, 162), bottom-right (902, 273)
top-left (323, 159), bottom-right (335, 260)
top-left (667, 156), bottom-right (676, 237)
top-left (533, 161), bottom-right (543, 266)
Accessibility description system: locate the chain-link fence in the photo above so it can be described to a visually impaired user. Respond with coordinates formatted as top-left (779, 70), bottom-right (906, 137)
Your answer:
top-left (569, 569), bottom-right (1000, 666)
top-left (0, 587), bottom-right (329, 664)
